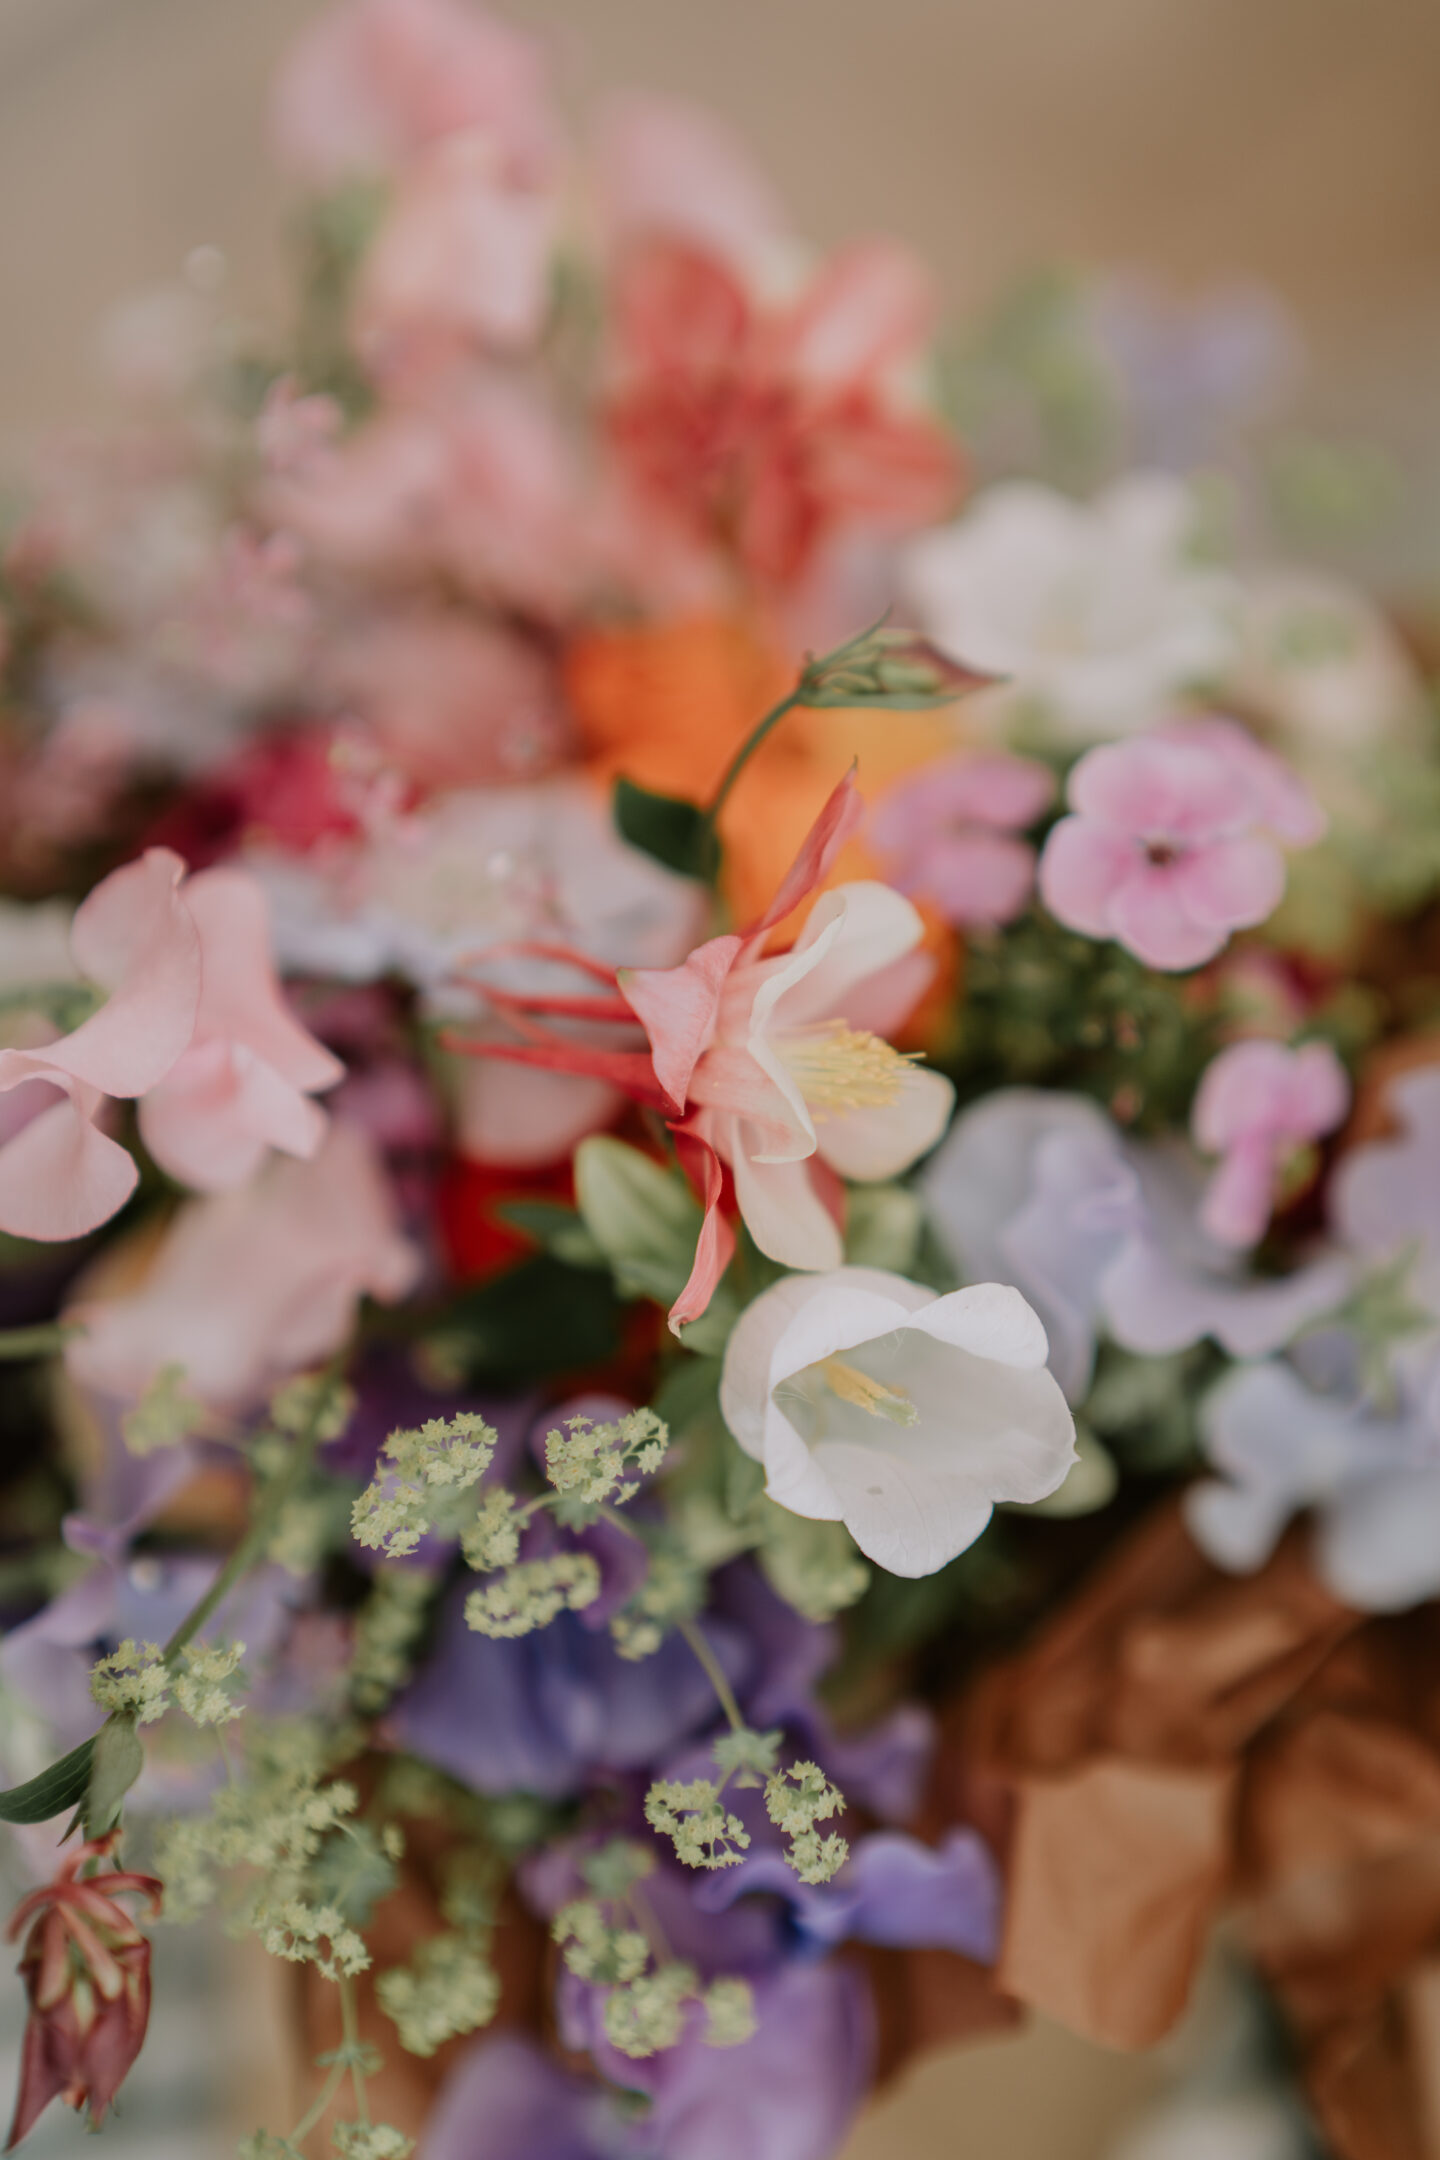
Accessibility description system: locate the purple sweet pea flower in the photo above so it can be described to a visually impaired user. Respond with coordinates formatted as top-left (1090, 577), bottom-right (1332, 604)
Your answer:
top-left (421, 2034), bottom-right (632, 2160)
top-left (696, 1826), bottom-right (1000, 1962)
top-left (923, 1089), bottom-right (1352, 1400)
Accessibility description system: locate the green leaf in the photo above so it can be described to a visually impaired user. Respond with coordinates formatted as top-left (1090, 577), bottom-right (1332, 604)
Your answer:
top-left (575, 1137), bottom-right (703, 1307)
top-left (492, 1199), bottom-right (605, 1270)
top-left (85, 1716), bottom-right (144, 1834)
top-left (309, 1823), bottom-right (399, 1926)
top-left (613, 778), bottom-right (720, 884)
top-left (431, 1255), bottom-right (622, 1388)
top-left (0, 1737), bottom-right (97, 1824)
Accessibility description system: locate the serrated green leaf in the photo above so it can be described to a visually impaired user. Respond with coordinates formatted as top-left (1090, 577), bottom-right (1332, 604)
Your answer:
top-left (0, 1737), bottom-right (97, 1824)
top-left (613, 778), bottom-right (720, 883)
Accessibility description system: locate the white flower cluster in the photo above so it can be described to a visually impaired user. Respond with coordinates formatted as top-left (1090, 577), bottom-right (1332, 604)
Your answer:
top-left (351, 1412), bottom-right (498, 1557)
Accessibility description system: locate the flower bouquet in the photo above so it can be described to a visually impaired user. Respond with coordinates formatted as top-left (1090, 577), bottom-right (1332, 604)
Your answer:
top-left (1, 5), bottom-right (1438, 2159)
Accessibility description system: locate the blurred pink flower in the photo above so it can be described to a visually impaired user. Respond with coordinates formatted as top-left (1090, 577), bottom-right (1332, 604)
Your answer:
top-left (270, 0), bottom-right (557, 187)
top-left (605, 235), bottom-right (959, 590)
top-left (870, 753), bottom-right (1054, 927)
top-left (0, 851), bottom-right (200, 1242)
top-left (354, 131), bottom-right (557, 385)
top-left (1191, 1037), bottom-right (1350, 1248)
top-left (138, 866), bottom-right (344, 1193)
top-left (66, 1121), bottom-right (420, 1412)
top-left (594, 91), bottom-right (787, 267)
top-left (1038, 722), bottom-right (1322, 971)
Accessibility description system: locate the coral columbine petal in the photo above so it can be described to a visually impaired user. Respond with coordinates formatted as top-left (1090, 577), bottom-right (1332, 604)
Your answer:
top-left (667, 1124), bottom-right (736, 1335)
top-left (618, 932), bottom-right (743, 1113)
top-left (748, 767), bottom-right (865, 940)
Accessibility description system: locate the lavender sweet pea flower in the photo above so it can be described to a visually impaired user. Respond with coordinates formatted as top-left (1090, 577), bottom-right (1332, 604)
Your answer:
top-left (1330, 1067), bottom-right (1440, 1314)
top-left (696, 1825), bottom-right (1000, 1962)
top-left (421, 2033), bottom-right (633, 2160)
top-left (1188, 1347), bottom-right (1440, 1610)
top-left (923, 1090), bottom-right (1352, 1400)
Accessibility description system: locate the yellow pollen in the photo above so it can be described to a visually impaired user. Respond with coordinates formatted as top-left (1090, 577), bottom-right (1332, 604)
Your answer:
top-left (819, 1358), bottom-right (919, 1427)
top-left (779, 1023), bottom-right (919, 1115)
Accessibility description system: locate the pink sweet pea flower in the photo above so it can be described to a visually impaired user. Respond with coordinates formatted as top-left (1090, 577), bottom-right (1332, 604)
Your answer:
top-left (270, 0), bottom-right (557, 188)
top-left (0, 851), bottom-right (200, 1242)
top-left (1038, 719), bottom-right (1323, 971)
top-left (605, 236), bottom-right (959, 591)
top-left (594, 91), bottom-right (787, 267)
top-left (65, 1121), bottom-right (420, 1413)
top-left (137, 867), bottom-right (344, 1194)
top-left (1191, 1037), bottom-right (1350, 1248)
top-left (870, 753), bottom-right (1054, 927)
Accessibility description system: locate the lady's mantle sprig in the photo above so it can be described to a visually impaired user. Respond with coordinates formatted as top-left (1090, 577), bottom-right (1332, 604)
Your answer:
top-left (350, 1412), bottom-right (498, 1557)
top-left (645, 1723), bottom-right (850, 1885)
top-left (552, 1839), bottom-right (756, 2060)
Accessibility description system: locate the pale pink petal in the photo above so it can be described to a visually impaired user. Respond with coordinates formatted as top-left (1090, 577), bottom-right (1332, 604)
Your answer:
top-left (0, 1091), bottom-right (137, 1242)
top-left (1037, 818), bottom-right (1135, 937)
top-left (1170, 834), bottom-right (1285, 931)
top-left (731, 1144), bottom-right (844, 1271)
top-left (668, 1123), bottom-right (736, 1335)
top-left (1199, 1135), bottom-right (1279, 1248)
top-left (1163, 717), bottom-right (1325, 846)
top-left (1068, 737), bottom-right (1245, 840)
top-left (685, 1047), bottom-right (808, 1156)
top-left (1105, 864), bottom-right (1228, 970)
top-left (618, 933), bottom-right (743, 1113)
top-left (779, 240), bottom-right (938, 390)
top-left (595, 91), bottom-right (787, 262)
top-left (912, 831), bottom-right (1037, 927)
top-left (454, 1056), bottom-right (620, 1169)
top-left (184, 868), bottom-right (343, 1093)
top-left (139, 1041), bottom-right (330, 1193)
top-left (816, 1065), bottom-right (955, 1182)
top-left (775, 882), bottom-right (926, 1028)
top-left (837, 947), bottom-right (936, 1040)
top-left (1192, 1039), bottom-right (1297, 1150)
top-left (49, 850), bottom-right (201, 1097)
top-left (1287, 1040), bottom-right (1351, 1137)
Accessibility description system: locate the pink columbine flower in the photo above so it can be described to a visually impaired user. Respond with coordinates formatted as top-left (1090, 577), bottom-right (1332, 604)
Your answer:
top-left (0, 851), bottom-right (201, 1242)
top-left (869, 753), bottom-right (1054, 928)
top-left (6, 1833), bottom-right (163, 2148)
top-left (1191, 1037), bottom-right (1350, 1248)
top-left (137, 867), bottom-right (344, 1193)
top-left (1037, 717), bottom-right (1324, 971)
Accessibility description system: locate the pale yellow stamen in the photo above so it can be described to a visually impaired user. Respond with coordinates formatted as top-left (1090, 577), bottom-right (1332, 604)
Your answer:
top-left (778, 1023), bottom-right (919, 1115)
top-left (819, 1358), bottom-right (919, 1427)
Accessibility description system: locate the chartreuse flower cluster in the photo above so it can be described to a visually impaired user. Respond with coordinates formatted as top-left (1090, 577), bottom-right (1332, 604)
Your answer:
top-left (552, 1838), bottom-right (756, 2060)
top-left (91, 1639), bottom-right (248, 1728)
top-left (645, 1725), bottom-right (850, 1886)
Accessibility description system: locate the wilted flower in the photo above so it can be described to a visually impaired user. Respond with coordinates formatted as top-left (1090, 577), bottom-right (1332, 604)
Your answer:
top-left (719, 1265), bottom-right (1075, 1576)
top-left (5, 1833), bottom-right (163, 2148)
top-left (901, 473), bottom-right (1237, 742)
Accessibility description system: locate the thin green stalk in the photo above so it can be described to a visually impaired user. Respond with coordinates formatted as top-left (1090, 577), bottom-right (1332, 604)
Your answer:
top-left (0, 1322), bottom-right (82, 1362)
top-left (160, 1349), bottom-right (348, 1665)
top-left (287, 2057), bottom-right (349, 2148)
top-left (678, 1617), bottom-right (745, 1735)
top-left (702, 690), bottom-right (803, 830)
top-left (338, 1972), bottom-right (371, 2129)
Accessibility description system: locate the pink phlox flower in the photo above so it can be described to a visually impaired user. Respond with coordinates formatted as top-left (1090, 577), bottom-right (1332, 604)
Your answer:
top-left (1038, 719), bottom-right (1323, 971)
top-left (137, 866), bottom-right (344, 1193)
top-left (1191, 1037), bottom-right (1350, 1248)
top-left (0, 850), bottom-right (201, 1242)
top-left (270, 0), bottom-right (558, 189)
top-left (870, 752), bottom-right (1054, 927)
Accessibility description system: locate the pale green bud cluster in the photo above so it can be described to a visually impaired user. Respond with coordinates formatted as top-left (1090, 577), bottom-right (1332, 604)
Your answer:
top-left (377, 1933), bottom-right (500, 2057)
top-left (643, 1778), bottom-right (749, 1869)
top-left (459, 1487), bottom-right (521, 1571)
top-left (600, 1966), bottom-right (755, 2059)
top-left (544, 1408), bottom-right (668, 1509)
top-left (703, 1975), bottom-right (759, 2046)
top-left (609, 1544), bottom-right (703, 1661)
top-left (351, 1413), bottom-right (498, 1557)
top-left (712, 1725), bottom-right (782, 1788)
top-left (262, 1898), bottom-right (370, 1979)
top-left (270, 1372), bottom-right (357, 1443)
top-left (350, 1566), bottom-right (438, 1714)
top-left (173, 1641), bottom-right (247, 1727)
top-left (155, 1740), bottom-right (361, 1928)
top-left (331, 2125), bottom-right (414, 2160)
top-left (765, 1761), bottom-right (849, 1883)
top-left (91, 1639), bottom-right (170, 1726)
top-left (554, 1897), bottom-right (649, 1985)
top-left (465, 1551), bottom-right (600, 1638)
top-left (121, 1362), bottom-right (206, 1454)
top-left (237, 2134), bottom-right (296, 2159)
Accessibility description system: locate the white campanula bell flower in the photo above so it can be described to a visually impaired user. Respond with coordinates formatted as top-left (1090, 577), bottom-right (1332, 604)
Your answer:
top-left (719, 1265), bottom-right (1076, 1577)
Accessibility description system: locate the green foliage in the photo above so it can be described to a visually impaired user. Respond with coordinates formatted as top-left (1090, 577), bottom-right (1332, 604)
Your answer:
top-left (428, 1254), bottom-right (624, 1387)
top-left (613, 777), bottom-right (721, 883)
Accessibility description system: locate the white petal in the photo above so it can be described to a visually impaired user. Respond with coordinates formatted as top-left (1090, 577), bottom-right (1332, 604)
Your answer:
top-left (732, 1150), bottom-right (844, 1271)
top-left (905, 1281), bottom-right (1051, 1368)
top-left (777, 883), bottom-right (926, 1028)
top-left (815, 1442), bottom-right (995, 1577)
top-left (817, 1066), bottom-right (955, 1182)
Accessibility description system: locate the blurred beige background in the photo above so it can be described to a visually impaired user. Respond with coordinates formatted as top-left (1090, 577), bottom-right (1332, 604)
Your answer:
top-left (1, 0), bottom-right (1436, 2151)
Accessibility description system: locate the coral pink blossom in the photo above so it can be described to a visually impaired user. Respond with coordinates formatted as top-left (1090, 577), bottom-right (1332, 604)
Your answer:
top-left (354, 131), bottom-right (556, 384)
top-left (1191, 1037), bottom-right (1350, 1248)
top-left (66, 1122), bottom-right (420, 1412)
top-left (594, 91), bottom-right (787, 267)
top-left (605, 236), bottom-right (959, 590)
top-left (270, 0), bottom-right (557, 188)
top-left (870, 753), bottom-right (1054, 927)
top-left (138, 867), bottom-right (344, 1193)
top-left (1038, 722), bottom-right (1323, 971)
top-left (0, 851), bottom-right (200, 1242)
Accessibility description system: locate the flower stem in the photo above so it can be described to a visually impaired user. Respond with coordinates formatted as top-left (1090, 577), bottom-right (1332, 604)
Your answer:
top-left (0, 1322), bottom-right (81, 1362)
top-left (338, 1971), bottom-right (371, 2129)
top-left (678, 1617), bottom-right (745, 1734)
top-left (288, 2057), bottom-right (349, 2148)
top-left (703, 690), bottom-right (803, 830)
top-left (160, 1348), bottom-right (349, 1666)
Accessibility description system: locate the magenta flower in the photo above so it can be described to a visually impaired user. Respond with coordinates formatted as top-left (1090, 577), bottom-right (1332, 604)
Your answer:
top-left (1038, 719), bottom-right (1322, 971)
top-left (1191, 1037), bottom-right (1350, 1248)
top-left (870, 753), bottom-right (1054, 927)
